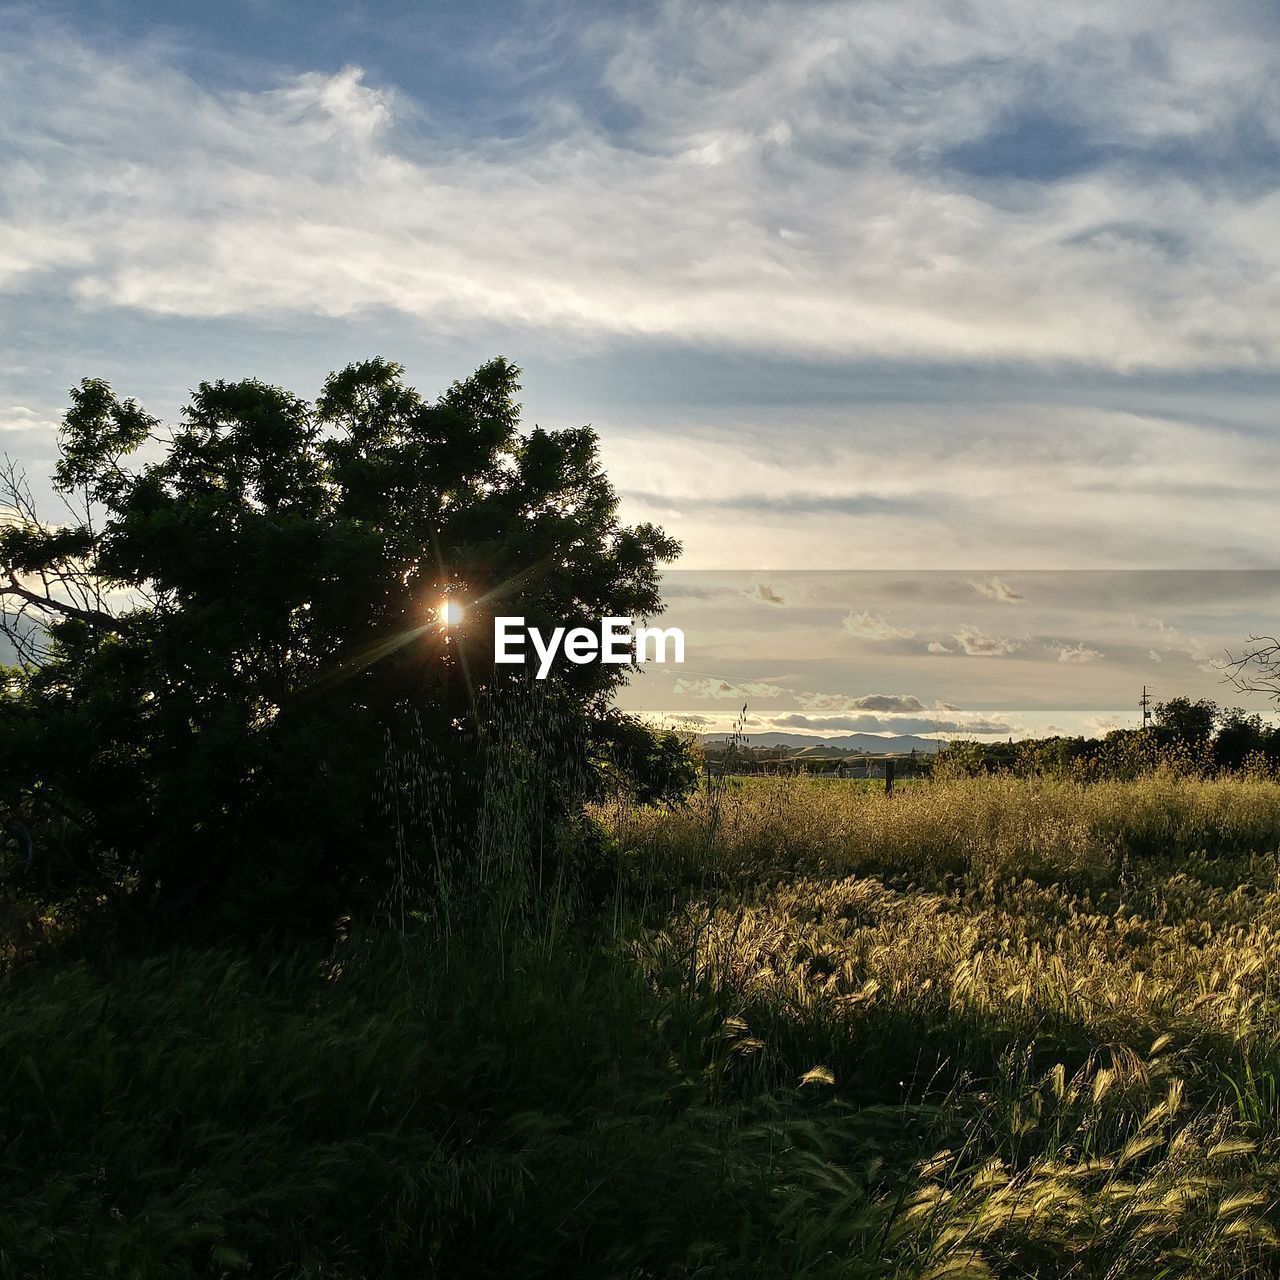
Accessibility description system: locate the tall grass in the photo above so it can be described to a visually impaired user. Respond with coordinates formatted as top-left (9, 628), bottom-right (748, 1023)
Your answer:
top-left (607, 770), bottom-right (1280, 886)
top-left (7, 772), bottom-right (1280, 1275)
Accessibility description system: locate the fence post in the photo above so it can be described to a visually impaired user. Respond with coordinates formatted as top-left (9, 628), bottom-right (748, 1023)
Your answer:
top-left (885, 759), bottom-right (895, 797)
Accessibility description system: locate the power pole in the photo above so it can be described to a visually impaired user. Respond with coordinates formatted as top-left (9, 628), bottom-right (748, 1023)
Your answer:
top-left (1140, 685), bottom-right (1152, 730)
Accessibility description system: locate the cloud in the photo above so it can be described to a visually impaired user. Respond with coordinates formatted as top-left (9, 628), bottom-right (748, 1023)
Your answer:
top-left (744, 581), bottom-right (786, 607)
top-left (675, 680), bottom-right (929, 715)
top-left (9, 11), bottom-right (1280, 586)
top-left (1147, 618), bottom-right (1222, 673)
top-left (771, 713), bottom-right (1016, 736)
top-left (8, 9), bottom-right (1280, 370)
top-left (671, 714), bottom-right (710, 726)
top-left (970, 575), bottom-right (1022, 604)
top-left (0, 407), bottom-right (59, 436)
top-left (843, 610), bottom-right (915, 640)
top-left (798, 691), bottom-right (926, 713)
top-left (1057, 642), bottom-right (1103, 663)
top-left (952, 625), bottom-right (1020, 656)
top-left (1149, 650), bottom-right (1163, 662)
top-left (1085, 716), bottom-right (1127, 736)
top-left (853, 693), bottom-right (927, 713)
top-left (673, 676), bottom-right (787, 700)
top-left (608, 404), bottom-right (1280, 571)
top-left (927, 640), bottom-right (953, 654)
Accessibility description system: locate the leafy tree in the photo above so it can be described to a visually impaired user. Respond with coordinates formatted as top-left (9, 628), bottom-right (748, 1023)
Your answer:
top-left (1212, 707), bottom-right (1268, 771)
top-left (1152, 697), bottom-right (1218, 753)
top-left (0, 358), bottom-right (683, 934)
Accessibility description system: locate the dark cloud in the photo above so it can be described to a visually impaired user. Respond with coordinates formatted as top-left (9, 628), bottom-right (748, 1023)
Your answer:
top-left (850, 693), bottom-right (925, 712)
top-left (798, 692), bottom-right (926, 713)
top-left (772, 713), bottom-right (1015, 735)
top-left (622, 489), bottom-right (936, 518)
top-left (745, 581), bottom-right (786, 606)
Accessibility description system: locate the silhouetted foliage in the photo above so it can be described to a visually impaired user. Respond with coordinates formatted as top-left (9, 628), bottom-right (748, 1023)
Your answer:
top-left (1213, 707), bottom-right (1269, 771)
top-left (0, 358), bottom-right (685, 935)
top-left (935, 697), bottom-right (1280, 782)
top-left (1152, 696), bottom-right (1218, 752)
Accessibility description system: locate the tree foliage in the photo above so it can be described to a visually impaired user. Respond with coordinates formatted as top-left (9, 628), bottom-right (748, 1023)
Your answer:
top-left (0, 358), bottom-right (683, 932)
top-left (934, 697), bottom-right (1280, 782)
top-left (1151, 696), bottom-right (1218, 751)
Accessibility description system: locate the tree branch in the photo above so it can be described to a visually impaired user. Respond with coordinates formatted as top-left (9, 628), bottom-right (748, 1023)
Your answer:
top-left (2, 573), bottom-right (127, 634)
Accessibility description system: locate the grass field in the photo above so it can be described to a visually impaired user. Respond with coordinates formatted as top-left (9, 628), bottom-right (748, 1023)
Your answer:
top-left (6, 772), bottom-right (1280, 1277)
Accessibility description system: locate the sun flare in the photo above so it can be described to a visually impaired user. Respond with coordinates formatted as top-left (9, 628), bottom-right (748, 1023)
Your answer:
top-left (438, 599), bottom-right (464, 627)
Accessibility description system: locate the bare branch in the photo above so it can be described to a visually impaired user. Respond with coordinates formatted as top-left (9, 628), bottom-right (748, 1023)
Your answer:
top-left (1, 456), bottom-right (129, 666)
top-left (1, 573), bottom-right (127, 633)
top-left (1223, 634), bottom-right (1280, 701)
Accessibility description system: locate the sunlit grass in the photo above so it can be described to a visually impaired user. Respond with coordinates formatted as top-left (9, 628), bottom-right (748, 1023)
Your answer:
top-left (606, 769), bottom-right (1280, 884)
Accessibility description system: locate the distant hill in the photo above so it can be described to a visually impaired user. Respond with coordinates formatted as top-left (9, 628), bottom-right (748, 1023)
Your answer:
top-left (698, 731), bottom-right (942, 754)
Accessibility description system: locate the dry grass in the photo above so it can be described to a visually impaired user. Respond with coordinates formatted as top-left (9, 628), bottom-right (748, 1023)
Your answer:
top-left (609, 770), bottom-right (1280, 883)
top-left (599, 772), bottom-right (1280, 1276)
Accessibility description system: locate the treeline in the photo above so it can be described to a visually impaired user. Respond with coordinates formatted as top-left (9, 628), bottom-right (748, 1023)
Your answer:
top-left (701, 743), bottom-right (932, 777)
top-left (936, 697), bottom-right (1280, 779)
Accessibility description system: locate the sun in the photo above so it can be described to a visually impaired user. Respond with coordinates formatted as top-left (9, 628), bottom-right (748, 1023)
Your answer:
top-left (438, 599), bottom-right (464, 627)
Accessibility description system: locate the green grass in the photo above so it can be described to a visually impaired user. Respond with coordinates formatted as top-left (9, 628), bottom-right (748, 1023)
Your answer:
top-left (8, 773), bottom-right (1280, 1276)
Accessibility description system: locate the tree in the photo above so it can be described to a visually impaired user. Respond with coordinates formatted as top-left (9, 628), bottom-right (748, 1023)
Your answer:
top-left (1151, 696), bottom-right (1217, 752)
top-left (0, 358), bottom-right (683, 933)
top-left (1210, 707), bottom-right (1268, 771)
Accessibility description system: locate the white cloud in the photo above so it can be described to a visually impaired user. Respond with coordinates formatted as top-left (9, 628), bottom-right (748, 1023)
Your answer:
top-left (970, 576), bottom-right (1022, 604)
top-left (1147, 618), bottom-right (1222, 673)
top-left (7, 11), bottom-right (1280, 580)
top-left (843, 610), bottom-right (915, 640)
top-left (604, 400), bottom-right (1280, 570)
top-left (673, 676), bottom-right (787, 700)
top-left (953, 624), bottom-right (1020, 656)
top-left (1057, 643), bottom-right (1104, 663)
top-left (1085, 716), bottom-right (1127, 735)
top-left (6, 10), bottom-right (1280, 369)
top-left (927, 641), bottom-right (953, 654)
top-left (0, 406), bottom-right (59, 435)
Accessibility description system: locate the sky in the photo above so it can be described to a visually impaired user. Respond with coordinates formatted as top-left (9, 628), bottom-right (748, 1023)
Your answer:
top-left (622, 571), bottom-right (1280, 738)
top-left (3, 0), bottom-right (1280, 737)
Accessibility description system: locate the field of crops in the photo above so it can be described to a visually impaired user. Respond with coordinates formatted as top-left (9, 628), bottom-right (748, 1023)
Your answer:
top-left (7, 772), bottom-right (1280, 1277)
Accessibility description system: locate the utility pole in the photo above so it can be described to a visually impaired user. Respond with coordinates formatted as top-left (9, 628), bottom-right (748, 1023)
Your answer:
top-left (1140, 685), bottom-right (1152, 730)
